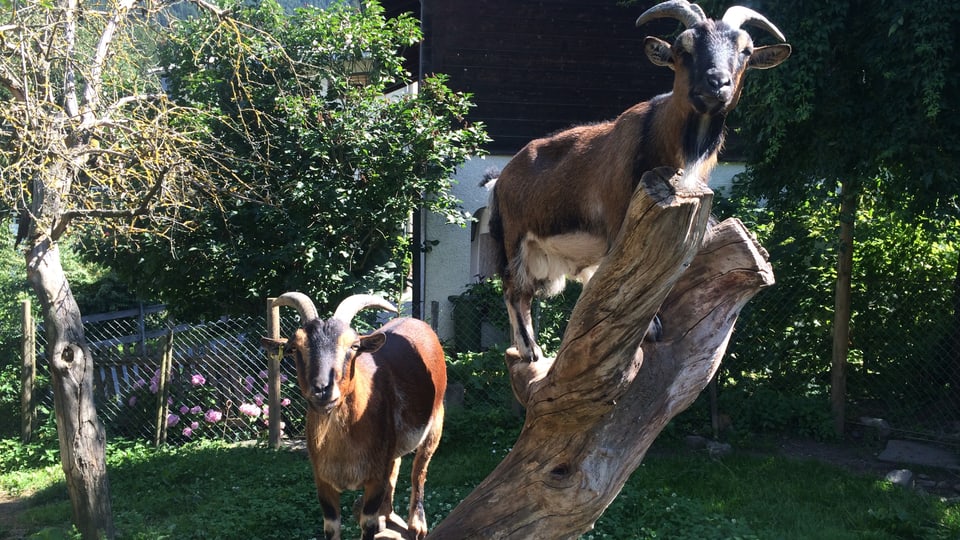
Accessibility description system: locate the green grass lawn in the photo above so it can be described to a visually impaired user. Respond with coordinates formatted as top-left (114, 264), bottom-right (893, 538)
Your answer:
top-left (2, 423), bottom-right (959, 539)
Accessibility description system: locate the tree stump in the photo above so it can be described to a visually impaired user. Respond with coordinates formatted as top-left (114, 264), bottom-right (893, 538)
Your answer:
top-left (428, 167), bottom-right (774, 539)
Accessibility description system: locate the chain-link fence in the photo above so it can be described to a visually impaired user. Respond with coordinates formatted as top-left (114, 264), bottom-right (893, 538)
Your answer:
top-left (18, 266), bottom-right (960, 447)
top-left (27, 306), bottom-right (308, 445)
top-left (446, 275), bottom-right (960, 443)
top-left (16, 301), bottom-right (523, 448)
top-left (724, 277), bottom-right (960, 439)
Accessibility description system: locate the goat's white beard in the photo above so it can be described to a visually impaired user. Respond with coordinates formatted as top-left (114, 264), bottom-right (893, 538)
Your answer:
top-left (681, 115), bottom-right (720, 188)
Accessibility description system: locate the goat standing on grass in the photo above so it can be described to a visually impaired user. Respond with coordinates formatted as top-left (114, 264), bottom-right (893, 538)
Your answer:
top-left (487, 0), bottom-right (791, 362)
top-left (262, 292), bottom-right (446, 540)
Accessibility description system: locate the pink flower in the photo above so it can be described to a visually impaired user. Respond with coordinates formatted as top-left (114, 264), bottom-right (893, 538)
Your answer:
top-left (281, 398), bottom-right (291, 407)
top-left (254, 394), bottom-right (264, 407)
top-left (204, 409), bottom-right (222, 423)
top-left (262, 405), bottom-right (270, 417)
top-left (191, 374), bottom-right (206, 386)
top-left (133, 378), bottom-right (146, 389)
top-left (182, 427), bottom-right (193, 437)
top-left (128, 396), bottom-right (137, 407)
top-left (179, 405), bottom-right (190, 415)
top-left (244, 376), bottom-right (255, 392)
top-left (190, 421), bottom-right (199, 430)
top-left (190, 405), bottom-right (202, 415)
top-left (167, 414), bottom-right (180, 427)
top-left (239, 403), bottom-right (262, 417)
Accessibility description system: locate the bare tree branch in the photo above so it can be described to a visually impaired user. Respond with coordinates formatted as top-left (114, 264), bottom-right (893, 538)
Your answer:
top-left (82, 0), bottom-right (137, 122)
top-left (188, 0), bottom-right (226, 19)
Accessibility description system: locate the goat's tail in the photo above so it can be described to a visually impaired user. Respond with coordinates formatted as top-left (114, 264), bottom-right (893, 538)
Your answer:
top-left (479, 167), bottom-right (499, 188)
top-left (481, 171), bottom-right (507, 280)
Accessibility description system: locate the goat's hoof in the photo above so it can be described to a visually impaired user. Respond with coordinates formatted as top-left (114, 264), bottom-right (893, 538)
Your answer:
top-left (505, 347), bottom-right (527, 363)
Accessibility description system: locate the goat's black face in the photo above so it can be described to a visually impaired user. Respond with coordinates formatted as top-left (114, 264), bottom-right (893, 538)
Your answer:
top-left (286, 319), bottom-right (388, 414)
top-left (645, 18), bottom-right (790, 116)
top-left (677, 21), bottom-right (752, 115)
top-left (290, 319), bottom-right (355, 413)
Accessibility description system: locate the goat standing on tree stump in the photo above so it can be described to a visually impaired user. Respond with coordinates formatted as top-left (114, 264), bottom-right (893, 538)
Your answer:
top-left (263, 293), bottom-right (446, 540)
top-left (487, 0), bottom-right (791, 362)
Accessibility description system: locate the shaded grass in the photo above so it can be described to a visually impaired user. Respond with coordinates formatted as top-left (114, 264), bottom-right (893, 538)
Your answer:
top-left (2, 422), bottom-right (959, 539)
top-left (591, 450), bottom-right (960, 539)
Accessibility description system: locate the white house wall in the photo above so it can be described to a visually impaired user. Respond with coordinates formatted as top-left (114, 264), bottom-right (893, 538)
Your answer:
top-left (422, 155), bottom-right (510, 341)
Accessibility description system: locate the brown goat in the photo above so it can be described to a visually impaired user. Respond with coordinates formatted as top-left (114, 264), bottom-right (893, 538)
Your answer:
top-left (262, 293), bottom-right (446, 540)
top-left (487, 0), bottom-right (791, 362)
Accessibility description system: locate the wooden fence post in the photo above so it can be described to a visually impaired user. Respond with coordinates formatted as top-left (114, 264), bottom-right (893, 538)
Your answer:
top-left (137, 303), bottom-right (147, 357)
top-left (154, 330), bottom-right (174, 447)
top-left (266, 298), bottom-right (282, 449)
top-left (21, 299), bottom-right (36, 444)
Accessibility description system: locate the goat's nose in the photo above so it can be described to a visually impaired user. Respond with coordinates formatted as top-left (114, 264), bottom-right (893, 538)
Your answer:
top-left (311, 382), bottom-right (340, 404)
top-left (706, 69), bottom-right (731, 91)
top-left (312, 383), bottom-right (332, 400)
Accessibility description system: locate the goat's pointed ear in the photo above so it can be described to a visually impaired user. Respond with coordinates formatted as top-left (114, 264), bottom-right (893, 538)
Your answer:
top-left (749, 44), bottom-right (791, 70)
top-left (644, 37), bottom-right (674, 68)
top-left (261, 336), bottom-right (288, 355)
top-left (357, 332), bottom-right (387, 354)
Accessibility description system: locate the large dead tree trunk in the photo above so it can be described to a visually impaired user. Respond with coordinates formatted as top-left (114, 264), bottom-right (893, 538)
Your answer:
top-left (428, 167), bottom-right (774, 539)
top-left (25, 237), bottom-right (115, 539)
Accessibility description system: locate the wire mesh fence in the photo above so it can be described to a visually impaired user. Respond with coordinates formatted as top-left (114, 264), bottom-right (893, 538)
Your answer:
top-left (446, 274), bottom-right (960, 443)
top-left (19, 267), bottom-right (960, 447)
top-left (29, 306), bottom-right (308, 445)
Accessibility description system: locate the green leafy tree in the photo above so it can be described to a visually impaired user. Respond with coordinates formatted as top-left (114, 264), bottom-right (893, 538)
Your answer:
top-left (0, 0), bottom-right (296, 535)
top-left (715, 180), bottom-right (957, 436)
top-left (94, 1), bottom-right (488, 319)
top-left (720, 0), bottom-right (960, 432)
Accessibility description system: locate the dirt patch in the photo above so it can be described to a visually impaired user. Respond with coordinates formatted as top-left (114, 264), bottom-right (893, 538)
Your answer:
top-left (0, 492), bottom-right (29, 540)
top-left (775, 437), bottom-right (890, 475)
top-left (772, 436), bottom-right (960, 497)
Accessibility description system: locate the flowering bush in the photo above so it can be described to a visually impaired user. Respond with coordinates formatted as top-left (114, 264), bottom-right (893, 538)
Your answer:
top-left (116, 363), bottom-right (297, 444)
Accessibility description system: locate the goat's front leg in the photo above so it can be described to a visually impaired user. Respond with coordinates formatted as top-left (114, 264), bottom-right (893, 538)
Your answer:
top-left (359, 481), bottom-right (388, 540)
top-left (315, 481), bottom-right (342, 540)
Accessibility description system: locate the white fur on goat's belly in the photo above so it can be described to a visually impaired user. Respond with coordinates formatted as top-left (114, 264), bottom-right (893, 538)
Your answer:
top-left (517, 231), bottom-right (606, 296)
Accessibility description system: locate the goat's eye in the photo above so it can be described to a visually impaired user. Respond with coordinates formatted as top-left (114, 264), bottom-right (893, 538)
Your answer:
top-left (742, 48), bottom-right (753, 56)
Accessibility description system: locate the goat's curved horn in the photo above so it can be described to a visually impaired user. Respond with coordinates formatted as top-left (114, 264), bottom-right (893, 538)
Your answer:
top-left (636, 0), bottom-right (707, 29)
top-left (333, 294), bottom-right (398, 324)
top-left (722, 6), bottom-right (787, 42)
top-left (273, 292), bottom-right (319, 322)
